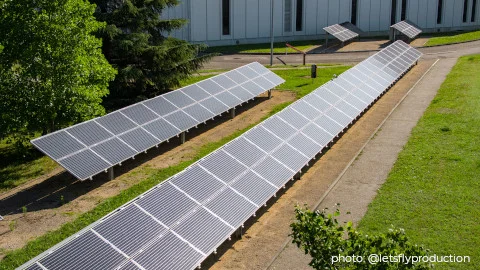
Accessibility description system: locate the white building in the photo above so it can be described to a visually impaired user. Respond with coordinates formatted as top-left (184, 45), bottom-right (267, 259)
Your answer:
top-left (163, 0), bottom-right (480, 46)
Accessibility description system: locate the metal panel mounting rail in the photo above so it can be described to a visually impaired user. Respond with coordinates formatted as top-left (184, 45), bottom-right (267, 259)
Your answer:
top-left (19, 41), bottom-right (422, 270)
top-left (31, 62), bottom-right (285, 181)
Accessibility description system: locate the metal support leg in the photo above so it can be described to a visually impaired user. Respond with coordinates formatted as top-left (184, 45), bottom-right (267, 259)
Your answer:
top-left (180, 132), bottom-right (186, 144)
top-left (230, 107), bottom-right (236, 119)
top-left (268, 89), bottom-right (272, 99)
top-left (235, 227), bottom-right (243, 238)
top-left (108, 167), bottom-right (114, 180)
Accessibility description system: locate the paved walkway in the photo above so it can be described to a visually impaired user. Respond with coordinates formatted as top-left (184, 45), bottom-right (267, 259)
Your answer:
top-left (203, 40), bottom-right (480, 70)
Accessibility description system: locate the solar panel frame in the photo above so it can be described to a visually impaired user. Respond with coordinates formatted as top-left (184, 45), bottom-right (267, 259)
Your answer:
top-left (323, 23), bottom-right (360, 42)
top-left (21, 42), bottom-right (423, 270)
top-left (391, 20), bottom-right (422, 39)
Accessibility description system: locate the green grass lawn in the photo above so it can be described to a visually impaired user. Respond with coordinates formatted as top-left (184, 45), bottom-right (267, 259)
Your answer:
top-left (358, 55), bottom-right (480, 269)
top-left (0, 140), bottom-right (58, 192)
top-left (425, 29), bottom-right (480, 46)
top-left (0, 65), bottom-right (350, 269)
top-left (206, 39), bottom-right (321, 54)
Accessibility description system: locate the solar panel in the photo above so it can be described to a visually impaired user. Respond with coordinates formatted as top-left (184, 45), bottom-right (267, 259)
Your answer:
top-left (323, 23), bottom-right (359, 42)
top-left (391, 20), bottom-right (422, 39)
top-left (31, 62), bottom-right (285, 180)
top-left (20, 41), bottom-right (422, 270)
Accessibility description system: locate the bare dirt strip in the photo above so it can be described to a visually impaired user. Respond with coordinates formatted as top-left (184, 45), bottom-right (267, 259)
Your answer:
top-left (0, 91), bottom-right (296, 260)
top-left (203, 59), bottom-right (437, 270)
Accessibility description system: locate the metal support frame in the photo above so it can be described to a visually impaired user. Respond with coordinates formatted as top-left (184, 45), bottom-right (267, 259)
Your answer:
top-left (268, 89), bottom-right (272, 99)
top-left (180, 132), bottom-right (186, 144)
top-left (108, 167), bottom-right (114, 181)
top-left (235, 226), bottom-right (243, 238)
top-left (230, 107), bottom-right (236, 119)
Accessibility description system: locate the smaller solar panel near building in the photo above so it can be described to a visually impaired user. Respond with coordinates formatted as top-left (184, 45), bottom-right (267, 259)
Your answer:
top-left (323, 23), bottom-right (359, 42)
top-left (390, 20), bottom-right (422, 40)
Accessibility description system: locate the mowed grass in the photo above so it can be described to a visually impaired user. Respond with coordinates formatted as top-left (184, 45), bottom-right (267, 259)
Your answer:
top-left (425, 29), bottom-right (480, 46)
top-left (0, 141), bottom-right (58, 192)
top-left (206, 39), bottom-right (321, 54)
top-left (0, 65), bottom-right (350, 269)
top-left (358, 55), bottom-right (480, 269)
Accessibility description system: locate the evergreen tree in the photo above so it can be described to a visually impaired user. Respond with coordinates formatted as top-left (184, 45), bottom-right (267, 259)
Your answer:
top-left (92, 0), bottom-right (214, 109)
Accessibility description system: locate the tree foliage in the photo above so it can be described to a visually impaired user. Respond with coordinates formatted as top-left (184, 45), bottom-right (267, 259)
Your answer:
top-left (91, 0), bottom-right (214, 109)
top-left (0, 0), bottom-right (116, 146)
top-left (291, 206), bottom-right (431, 270)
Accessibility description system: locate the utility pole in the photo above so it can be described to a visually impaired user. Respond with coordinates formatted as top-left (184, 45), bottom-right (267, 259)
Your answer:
top-left (270, 0), bottom-right (274, 66)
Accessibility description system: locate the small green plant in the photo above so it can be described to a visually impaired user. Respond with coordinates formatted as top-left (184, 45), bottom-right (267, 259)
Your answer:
top-left (291, 205), bottom-right (430, 270)
top-left (22, 206), bottom-right (27, 216)
top-left (9, 220), bottom-right (16, 231)
top-left (440, 126), bottom-right (451, 132)
top-left (60, 195), bottom-right (64, 206)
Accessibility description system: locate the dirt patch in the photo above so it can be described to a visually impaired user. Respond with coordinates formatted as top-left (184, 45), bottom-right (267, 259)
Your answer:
top-left (0, 91), bottom-right (296, 260)
top-left (202, 60), bottom-right (435, 270)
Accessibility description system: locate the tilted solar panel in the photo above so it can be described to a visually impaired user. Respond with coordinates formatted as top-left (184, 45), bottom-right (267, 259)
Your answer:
top-left (31, 62), bottom-right (285, 180)
top-left (20, 41), bottom-right (422, 270)
top-left (391, 20), bottom-right (422, 39)
top-left (323, 23), bottom-right (359, 42)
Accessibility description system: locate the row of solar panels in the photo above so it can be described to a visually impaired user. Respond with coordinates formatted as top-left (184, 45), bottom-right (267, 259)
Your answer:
top-left (20, 41), bottom-right (422, 270)
top-left (391, 20), bottom-right (422, 39)
top-left (31, 62), bottom-right (285, 180)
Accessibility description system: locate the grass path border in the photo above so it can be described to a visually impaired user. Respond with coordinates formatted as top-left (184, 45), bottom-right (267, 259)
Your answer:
top-left (358, 54), bottom-right (480, 270)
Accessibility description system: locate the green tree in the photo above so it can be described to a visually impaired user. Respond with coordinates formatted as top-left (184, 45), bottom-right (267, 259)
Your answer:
top-left (0, 0), bottom-right (116, 146)
top-left (92, 0), bottom-right (214, 109)
top-left (291, 206), bottom-right (431, 270)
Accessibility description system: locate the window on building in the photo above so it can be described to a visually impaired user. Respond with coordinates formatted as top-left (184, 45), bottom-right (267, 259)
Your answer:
top-left (285, 0), bottom-right (292, 32)
top-left (463, 0), bottom-right (469, 22)
top-left (296, 0), bottom-right (304, 31)
top-left (391, 0), bottom-right (397, 25)
top-left (401, 0), bottom-right (407, 20)
top-left (472, 0), bottom-right (477, 22)
top-left (437, 0), bottom-right (443, 24)
top-left (351, 0), bottom-right (358, 25)
top-left (222, 0), bottom-right (230, 35)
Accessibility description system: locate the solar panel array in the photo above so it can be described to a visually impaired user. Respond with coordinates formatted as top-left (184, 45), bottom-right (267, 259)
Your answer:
top-left (391, 20), bottom-right (422, 39)
top-left (20, 41), bottom-right (422, 270)
top-left (31, 62), bottom-right (285, 180)
top-left (323, 23), bottom-right (359, 42)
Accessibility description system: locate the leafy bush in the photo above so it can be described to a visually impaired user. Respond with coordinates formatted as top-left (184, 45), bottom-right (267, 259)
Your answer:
top-left (291, 206), bottom-right (430, 269)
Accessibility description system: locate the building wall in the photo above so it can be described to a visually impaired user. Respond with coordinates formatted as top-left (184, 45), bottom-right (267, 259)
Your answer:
top-left (162, 0), bottom-right (480, 46)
